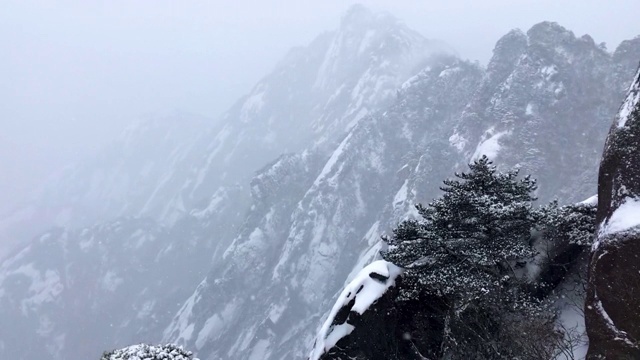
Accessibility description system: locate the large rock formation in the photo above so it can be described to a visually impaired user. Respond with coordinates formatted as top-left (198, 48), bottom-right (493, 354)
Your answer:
top-left (585, 65), bottom-right (640, 358)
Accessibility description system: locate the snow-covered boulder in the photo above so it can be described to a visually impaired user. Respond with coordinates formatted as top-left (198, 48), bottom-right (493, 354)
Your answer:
top-left (309, 260), bottom-right (402, 360)
top-left (586, 63), bottom-right (640, 358)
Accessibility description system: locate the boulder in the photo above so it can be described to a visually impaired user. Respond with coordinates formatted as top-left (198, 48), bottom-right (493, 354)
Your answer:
top-left (585, 64), bottom-right (640, 358)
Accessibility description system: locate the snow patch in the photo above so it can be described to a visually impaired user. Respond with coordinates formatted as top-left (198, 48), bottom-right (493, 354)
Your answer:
top-left (598, 197), bottom-right (640, 237)
top-left (439, 67), bottom-right (460, 78)
top-left (190, 188), bottom-right (227, 219)
top-left (313, 132), bottom-right (353, 187)
top-left (579, 195), bottom-right (598, 206)
top-left (400, 67), bottom-right (430, 90)
top-left (471, 129), bottom-right (510, 162)
top-left (358, 30), bottom-right (376, 55)
top-left (541, 65), bottom-right (558, 79)
top-left (101, 270), bottom-right (124, 292)
top-left (526, 103), bottom-right (534, 115)
top-left (449, 132), bottom-right (466, 152)
top-left (164, 280), bottom-right (206, 343)
top-left (21, 267), bottom-right (63, 312)
top-left (268, 302), bottom-right (287, 324)
top-left (195, 302), bottom-right (238, 350)
top-left (240, 87), bottom-right (266, 122)
top-left (617, 67), bottom-right (640, 128)
top-left (393, 179), bottom-right (409, 205)
top-left (249, 339), bottom-right (271, 360)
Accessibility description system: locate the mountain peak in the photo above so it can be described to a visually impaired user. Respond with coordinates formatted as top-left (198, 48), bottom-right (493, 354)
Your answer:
top-left (340, 4), bottom-right (398, 30)
top-left (341, 4), bottom-right (374, 24)
top-left (527, 21), bottom-right (575, 46)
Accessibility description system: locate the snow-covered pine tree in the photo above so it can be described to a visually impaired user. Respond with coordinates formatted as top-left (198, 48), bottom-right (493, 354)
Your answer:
top-left (383, 156), bottom-right (557, 359)
top-left (539, 200), bottom-right (597, 246)
top-left (100, 343), bottom-right (197, 360)
top-left (383, 155), bottom-right (538, 301)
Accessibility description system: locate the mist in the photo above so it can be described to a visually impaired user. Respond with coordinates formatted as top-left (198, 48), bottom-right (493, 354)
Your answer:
top-left (1, 0), bottom-right (639, 214)
top-left (2, 1), bottom-right (640, 359)
top-left (0, 0), bottom-right (640, 214)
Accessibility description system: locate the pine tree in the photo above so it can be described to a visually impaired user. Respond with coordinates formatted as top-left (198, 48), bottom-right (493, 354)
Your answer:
top-left (383, 155), bottom-right (538, 300)
top-left (539, 200), bottom-right (597, 246)
top-left (383, 156), bottom-right (554, 359)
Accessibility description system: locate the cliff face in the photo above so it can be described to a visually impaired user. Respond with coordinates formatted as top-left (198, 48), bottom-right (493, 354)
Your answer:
top-left (586, 65), bottom-right (640, 358)
top-left (307, 28), bottom-right (640, 360)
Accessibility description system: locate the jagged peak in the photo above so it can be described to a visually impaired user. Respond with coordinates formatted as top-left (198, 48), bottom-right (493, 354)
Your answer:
top-left (485, 28), bottom-right (528, 78)
top-left (338, 4), bottom-right (410, 39)
top-left (341, 4), bottom-right (373, 23)
top-left (492, 28), bottom-right (528, 54)
top-left (340, 4), bottom-right (393, 28)
top-left (526, 21), bottom-right (576, 46)
top-left (613, 35), bottom-right (640, 60)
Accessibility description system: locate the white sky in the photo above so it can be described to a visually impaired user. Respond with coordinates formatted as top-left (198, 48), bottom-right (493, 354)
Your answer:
top-left (1, 0), bottom-right (639, 212)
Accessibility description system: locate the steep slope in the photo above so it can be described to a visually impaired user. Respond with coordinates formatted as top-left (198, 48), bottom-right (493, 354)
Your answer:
top-left (454, 22), bottom-right (630, 202)
top-left (0, 6), bottom-right (454, 360)
top-left (163, 56), bottom-right (482, 360)
top-left (0, 204), bottom-right (242, 360)
top-left (0, 112), bottom-right (209, 259)
top-left (165, 24), bottom-right (640, 360)
top-left (586, 64), bottom-right (640, 358)
top-left (0, 5), bottom-right (450, 263)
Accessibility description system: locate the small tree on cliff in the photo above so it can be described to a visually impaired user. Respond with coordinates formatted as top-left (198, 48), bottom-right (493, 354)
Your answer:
top-left (382, 156), bottom-right (554, 359)
top-left (383, 155), bottom-right (538, 302)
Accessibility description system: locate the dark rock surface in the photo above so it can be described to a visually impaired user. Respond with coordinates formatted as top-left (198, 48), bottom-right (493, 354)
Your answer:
top-left (586, 64), bottom-right (640, 358)
top-left (315, 276), bottom-right (448, 360)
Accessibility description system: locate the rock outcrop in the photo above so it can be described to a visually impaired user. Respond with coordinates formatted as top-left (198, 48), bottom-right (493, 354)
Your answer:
top-left (585, 64), bottom-right (640, 358)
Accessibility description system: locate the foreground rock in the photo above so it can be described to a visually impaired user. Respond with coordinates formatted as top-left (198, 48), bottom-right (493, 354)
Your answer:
top-left (585, 64), bottom-right (640, 358)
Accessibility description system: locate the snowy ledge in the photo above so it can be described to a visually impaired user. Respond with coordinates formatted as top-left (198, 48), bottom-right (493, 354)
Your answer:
top-left (594, 197), bottom-right (640, 250)
top-left (309, 260), bottom-right (403, 360)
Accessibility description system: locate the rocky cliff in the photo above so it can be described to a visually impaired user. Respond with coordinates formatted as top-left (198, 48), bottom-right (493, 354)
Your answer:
top-left (585, 63), bottom-right (640, 358)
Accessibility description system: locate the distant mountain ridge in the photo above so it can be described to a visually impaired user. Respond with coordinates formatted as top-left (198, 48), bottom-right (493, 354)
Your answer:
top-left (163, 20), bottom-right (640, 360)
top-left (0, 6), bottom-right (456, 360)
top-left (1, 5), bottom-right (640, 360)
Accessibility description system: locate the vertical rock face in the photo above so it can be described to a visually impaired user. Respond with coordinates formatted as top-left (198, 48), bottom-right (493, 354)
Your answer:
top-left (586, 65), bottom-right (640, 358)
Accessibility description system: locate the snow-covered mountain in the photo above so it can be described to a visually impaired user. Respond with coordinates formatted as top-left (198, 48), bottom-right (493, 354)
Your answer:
top-left (163, 23), bottom-right (640, 360)
top-left (0, 5), bottom-right (450, 263)
top-left (1, 5), bottom-right (639, 359)
top-left (0, 6), bottom-right (455, 360)
top-left (0, 111), bottom-right (213, 261)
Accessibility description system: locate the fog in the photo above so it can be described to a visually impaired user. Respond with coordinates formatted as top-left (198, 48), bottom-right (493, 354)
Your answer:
top-left (2, 2), bottom-right (640, 359)
top-left (1, 0), bottom-right (639, 212)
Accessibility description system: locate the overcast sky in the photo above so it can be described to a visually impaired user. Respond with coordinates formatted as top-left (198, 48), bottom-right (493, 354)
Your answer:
top-left (1, 0), bottom-right (639, 212)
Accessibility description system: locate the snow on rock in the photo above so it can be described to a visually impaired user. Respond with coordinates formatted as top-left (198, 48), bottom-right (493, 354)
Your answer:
top-left (470, 128), bottom-right (510, 162)
top-left (597, 197), bottom-right (640, 238)
top-left (313, 132), bottom-right (353, 187)
top-left (525, 102), bottom-right (534, 115)
top-left (580, 194), bottom-right (598, 206)
top-left (616, 66), bottom-right (640, 129)
top-left (393, 179), bottom-right (409, 205)
top-left (449, 132), bottom-right (466, 152)
top-left (164, 280), bottom-right (206, 344)
top-left (309, 260), bottom-right (402, 360)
